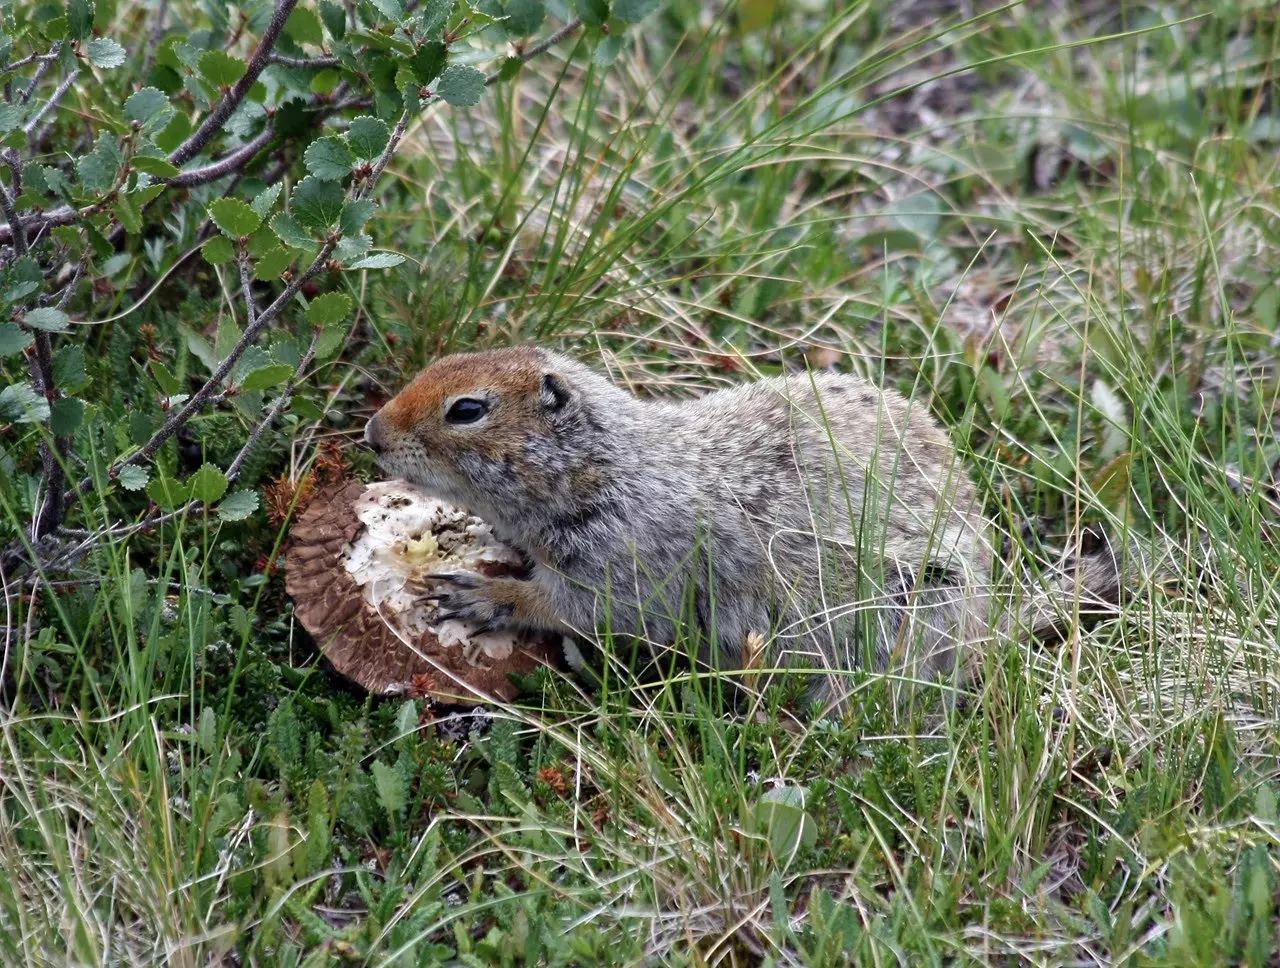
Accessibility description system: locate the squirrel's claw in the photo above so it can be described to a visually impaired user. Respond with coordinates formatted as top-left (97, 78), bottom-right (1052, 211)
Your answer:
top-left (427, 572), bottom-right (514, 633)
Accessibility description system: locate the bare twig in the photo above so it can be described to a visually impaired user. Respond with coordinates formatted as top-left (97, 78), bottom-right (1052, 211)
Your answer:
top-left (141, 0), bottom-right (171, 76)
top-left (268, 52), bottom-right (342, 69)
top-left (19, 42), bottom-right (61, 105)
top-left (225, 327), bottom-right (322, 482)
top-left (23, 69), bottom-right (78, 135)
top-left (168, 0), bottom-right (300, 166)
top-left (484, 18), bottom-right (584, 85)
top-left (166, 128), bottom-right (276, 187)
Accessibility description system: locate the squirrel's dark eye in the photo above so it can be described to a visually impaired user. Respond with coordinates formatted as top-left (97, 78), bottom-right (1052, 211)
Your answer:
top-left (445, 398), bottom-right (489, 425)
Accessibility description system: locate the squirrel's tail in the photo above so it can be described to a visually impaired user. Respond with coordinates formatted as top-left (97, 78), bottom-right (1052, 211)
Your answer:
top-left (1002, 535), bottom-right (1137, 641)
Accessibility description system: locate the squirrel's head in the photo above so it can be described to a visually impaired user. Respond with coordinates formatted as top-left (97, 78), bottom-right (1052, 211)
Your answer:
top-left (364, 346), bottom-right (620, 529)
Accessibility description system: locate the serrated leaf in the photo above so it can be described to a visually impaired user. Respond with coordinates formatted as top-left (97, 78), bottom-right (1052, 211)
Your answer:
top-left (217, 489), bottom-right (258, 521)
top-left (420, 0), bottom-right (454, 35)
top-left (199, 50), bottom-right (247, 86)
top-left (76, 133), bottom-right (122, 194)
top-left (338, 200), bottom-right (374, 237)
top-left (0, 323), bottom-right (33, 356)
top-left (0, 105), bottom-right (22, 134)
top-left (24, 307), bottom-right (70, 332)
top-left (290, 176), bottom-right (344, 230)
top-left (250, 182), bottom-right (283, 218)
top-left (575, 0), bottom-right (609, 27)
top-left (188, 463), bottom-right (229, 503)
top-left (49, 397), bottom-right (84, 435)
top-left (369, 0), bottom-right (405, 21)
top-left (305, 292), bottom-right (352, 327)
top-left (147, 475), bottom-right (190, 509)
top-left (346, 115), bottom-right (389, 159)
top-left (435, 65), bottom-right (485, 107)
top-left (254, 246), bottom-right (295, 281)
top-left (285, 6), bottom-right (325, 46)
top-left (592, 33), bottom-right (626, 66)
top-left (0, 383), bottom-right (49, 422)
top-left (131, 155), bottom-right (180, 177)
top-left (306, 779), bottom-right (332, 871)
top-left (271, 212), bottom-right (314, 249)
top-left (347, 252), bottom-right (405, 270)
top-left (314, 323), bottom-right (347, 359)
top-left (319, 0), bottom-right (347, 39)
top-left (117, 464), bottom-right (149, 491)
top-left (53, 345), bottom-right (86, 390)
top-left (202, 235), bottom-right (236, 266)
top-left (614, 0), bottom-right (657, 21)
top-left (123, 87), bottom-right (173, 131)
top-left (371, 760), bottom-right (406, 818)
top-left (334, 234), bottom-right (371, 264)
top-left (114, 194), bottom-right (141, 233)
top-left (68, 0), bottom-right (95, 40)
top-left (503, 0), bottom-right (545, 35)
top-left (155, 111), bottom-right (191, 153)
top-left (150, 359), bottom-right (180, 395)
top-left (86, 38), bottom-right (126, 68)
top-left (410, 41), bottom-right (447, 85)
top-left (304, 135), bottom-right (355, 180)
top-left (208, 198), bottom-right (262, 238)
top-left (240, 363), bottom-right (294, 391)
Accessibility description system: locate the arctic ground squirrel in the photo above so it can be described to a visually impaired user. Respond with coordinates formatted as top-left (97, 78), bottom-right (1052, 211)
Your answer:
top-left (363, 345), bottom-right (1121, 711)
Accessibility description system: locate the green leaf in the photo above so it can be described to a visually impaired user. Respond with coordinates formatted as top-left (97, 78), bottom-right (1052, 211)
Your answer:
top-left (24, 307), bottom-right (70, 332)
top-left (68, 0), bottom-right (95, 40)
top-left (147, 475), bottom-right (190, 509)
top-left (49, 397), bottom-right (84, 435)
top-left (202, 235), bottom-right (236, 266)
top-left (271, 212), bottom-right (314, 249)
top-left (319, 0), bottom-right (347, 39)
top-left (305, 292), bottom-right (352, 327)
top-left (199, 50), bottom-right (248, 86)
top-left (436, 65), bottom-right (485, 106)
top-left (155, 111), bottom-right (191, 153)
top-left (197, 705), bottom-right (218, 754)
top-left (503, 0), bottom-right (545, 35)
top-left (304, 135), bottom-right (355, 180)
top-left (0, 323), bottom-right (33, 356)
top-left (150, 359), bottom-right (180, 395)
top-left (240, 363), bottom-right (294, 391)
top-left (614, 0), bottom-right (657, 21)
top-left (114, 194), bottom-right (141, 234)
top-left (85, 38), bottom-right (126, 68)
top-left (0, 105), bottom-right (22, 134)
top-left (290, 176), bottom-right (344, 230)
top-left (369, 0), bottom-right (406, 22)
top-left (209, 198), bottom-right (262, 238)
top-left (254, 246), bottom-right (295, 281)
top-left (131, 155), bottom-right (180, 177)
top-left (123, 87), bottom-right (174, 131)
top-left (592, 33), bottom-right (626, 66)
top-left (217, 489), bottom-right (259, 521)
top-left (347, 252), bottom-right (404, 270)
top-left (76, 133), bottom-right (122, 193)
top-left (117, 464), bottom-right (149, 491)
top-left (575, 0), bottom-right (609, 27)
top-left (420, 0), bottom-right (455, 35)
top-left (339, 199), bottom-right (374, 236)
top-left (250, 182), bottom-right (283, 218)
top-left (753, 785), bottom-right (817, 863)
top-left (286, 6), bottom-right (325, 46)
top-left (188, 463), bottom-right (229, 503)
top-left (314, 323), bottom-right (347, 359)
top-left (346, 115), bottom-right (390, 160)
top-left (410, 41), bottom-right (447, 85)
top-left (0, 383), bottom-right (49, 422)
top-left (334, 234), bottom-right (371, 264)
top-left (53, 345), bottom-right (87, 391)
top-left (883, 193), bottom-right (941, 240)
top-left (371, 760), bottom-right (406, 819)
top-left (306, 779), bottom-right (332, 872)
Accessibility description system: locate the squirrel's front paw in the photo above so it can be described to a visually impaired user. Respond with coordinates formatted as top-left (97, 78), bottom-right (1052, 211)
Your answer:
top-left (423, 571), bottom-right (514, 634)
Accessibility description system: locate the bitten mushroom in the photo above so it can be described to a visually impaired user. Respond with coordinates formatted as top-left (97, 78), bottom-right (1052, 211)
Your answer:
top-left (286, 478), bottom-right (564, 703)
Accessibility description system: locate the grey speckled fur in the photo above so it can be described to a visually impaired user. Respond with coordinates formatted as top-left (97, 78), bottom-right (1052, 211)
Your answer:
top-left (367, 347), bottom-right (1120, 712)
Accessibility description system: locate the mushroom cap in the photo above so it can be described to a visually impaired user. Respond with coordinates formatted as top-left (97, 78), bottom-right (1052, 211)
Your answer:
top-left (285, 477), bottom-right (562, 703)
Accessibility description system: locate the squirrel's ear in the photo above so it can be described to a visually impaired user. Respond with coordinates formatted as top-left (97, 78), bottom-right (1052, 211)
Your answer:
top-left (540, 372), bottom-right (572, 412)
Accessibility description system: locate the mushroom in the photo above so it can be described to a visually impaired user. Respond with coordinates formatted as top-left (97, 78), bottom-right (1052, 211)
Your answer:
top-left (285, 477), bottom-right (564, 703)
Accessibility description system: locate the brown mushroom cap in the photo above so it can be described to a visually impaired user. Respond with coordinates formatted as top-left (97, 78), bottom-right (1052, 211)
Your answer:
top-left (285, 477), bottom-right (563, 703)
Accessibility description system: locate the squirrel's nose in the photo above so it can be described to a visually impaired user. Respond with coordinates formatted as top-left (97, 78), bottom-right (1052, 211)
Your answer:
top-left (363, 414), bottom-right (384, 455)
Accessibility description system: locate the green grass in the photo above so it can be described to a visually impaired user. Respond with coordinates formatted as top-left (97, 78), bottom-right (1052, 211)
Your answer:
top-left (5, 0), bottom-right (1280, 964)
